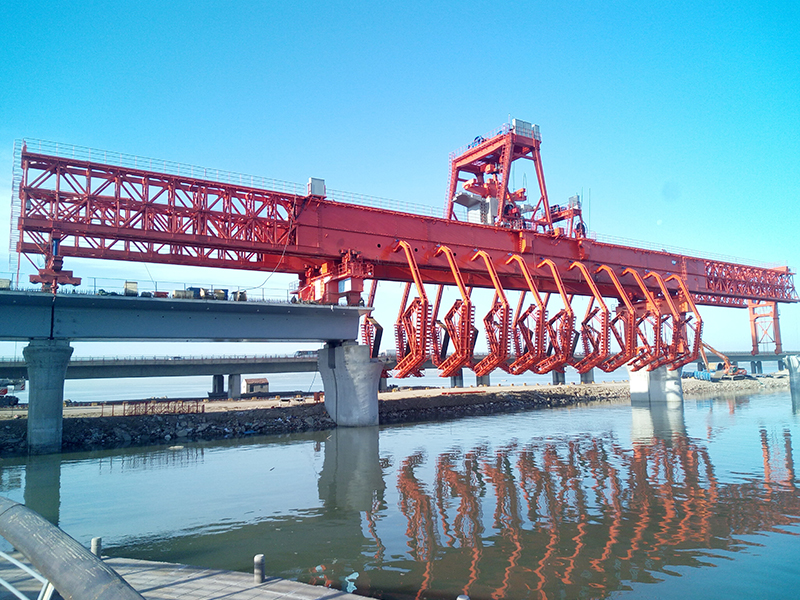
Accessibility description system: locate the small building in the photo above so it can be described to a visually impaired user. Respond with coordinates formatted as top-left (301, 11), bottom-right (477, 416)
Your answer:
top-left (245, 378), bottom-right (270, 394)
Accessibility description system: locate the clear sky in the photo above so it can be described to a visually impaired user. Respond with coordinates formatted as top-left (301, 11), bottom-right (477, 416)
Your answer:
top-left (1, 0), bottom-right (798, 358)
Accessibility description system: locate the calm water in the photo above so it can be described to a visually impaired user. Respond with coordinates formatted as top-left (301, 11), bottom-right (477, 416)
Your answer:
top-left (2, 389), bottom-right (800, 599)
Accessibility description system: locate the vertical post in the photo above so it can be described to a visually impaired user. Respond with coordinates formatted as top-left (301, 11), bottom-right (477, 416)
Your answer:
top-left (254, 554), bottom-right (265, 584)
top-left (748, 300), bottom-right (783, 355)
top-left (212, 374), bottom-right (224, 396)
top-left (450, 368), bottom-right (464, 388)
top-left (227, 374), bottom-right (241, 399)
top-left (787, 355), bottom-right (800, 391)
top-left (628, 365), bottom-right (684, 405)
top-left (91, 537), bottom-right (102, 557)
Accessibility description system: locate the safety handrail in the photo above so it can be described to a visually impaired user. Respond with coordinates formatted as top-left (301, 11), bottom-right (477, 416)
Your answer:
top-left (0, 496), bottom-right (144, 600)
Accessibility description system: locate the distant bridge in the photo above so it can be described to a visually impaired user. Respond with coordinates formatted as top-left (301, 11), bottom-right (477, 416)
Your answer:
top-left (0, 351), bottom-right (790, 382)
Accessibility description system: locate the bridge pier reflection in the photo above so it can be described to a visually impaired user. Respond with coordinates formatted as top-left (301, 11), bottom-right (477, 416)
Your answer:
top-left (631, 401), bottom-right (687, 444)
top-left (24, 453), bottom-right (61, 525)
top-left (318, 427), bottom-right (384, 512)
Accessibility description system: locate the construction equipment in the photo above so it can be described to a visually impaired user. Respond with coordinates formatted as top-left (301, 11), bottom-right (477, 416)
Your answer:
top-left (699, 342), bottom-right (748, 379)
top-left (10, 122), bottom-right (798, 379)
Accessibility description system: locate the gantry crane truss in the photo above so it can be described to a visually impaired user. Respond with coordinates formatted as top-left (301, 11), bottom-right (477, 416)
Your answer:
top-left (13, 123), bottom-right (797, 378)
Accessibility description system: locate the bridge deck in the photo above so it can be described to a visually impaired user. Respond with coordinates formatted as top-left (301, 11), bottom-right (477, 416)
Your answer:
top-left (0, 553), bottom-right (361, 600)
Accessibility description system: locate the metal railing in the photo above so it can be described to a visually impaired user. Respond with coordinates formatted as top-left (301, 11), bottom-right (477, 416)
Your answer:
top-left (0, 353), bottom-right (316, 365)
top-left (14, 138), bottom-right (444, 220)
top-left (0, 497), bottom-right (144, 600)
top-left (589, 232), bottom-right (785, 269)
top-left (0, 549), bottom-right (52, 600)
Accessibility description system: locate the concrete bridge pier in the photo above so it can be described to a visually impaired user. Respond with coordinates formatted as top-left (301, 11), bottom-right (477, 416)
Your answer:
top-left (580, 368), bottom-right (595, 384)
top-left (211, 374), bottom-right (225, 396)
top-left (318, 341), bottom-right (383, 426)
top-left (476, 374), bottom-right (491, 387)
top-left (552, 370), bottom-right (566, 385)
top-left (22, 339), bottom-right (74, 454)
top-left (450, 368), bottom-right (464, 388)
top-left (787, 355), bottom-right (800, 391)
top-left (628, 365), bottom-right (683, 405)
top-left (211, 374), bottom-right (242, 399)
top-left (228, 374), bottom-right (241, 399)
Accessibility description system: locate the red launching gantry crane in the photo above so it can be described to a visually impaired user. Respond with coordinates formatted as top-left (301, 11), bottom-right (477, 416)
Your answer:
top-left (12, 120), bottom-right (798, 379)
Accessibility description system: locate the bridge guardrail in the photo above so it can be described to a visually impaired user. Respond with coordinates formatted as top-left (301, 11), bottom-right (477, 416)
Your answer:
top-left (0, 354), bottom-right (320, 365)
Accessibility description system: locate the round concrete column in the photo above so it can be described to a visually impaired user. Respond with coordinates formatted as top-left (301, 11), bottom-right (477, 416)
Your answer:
top-left (23, 339), bottom-right (73, 454)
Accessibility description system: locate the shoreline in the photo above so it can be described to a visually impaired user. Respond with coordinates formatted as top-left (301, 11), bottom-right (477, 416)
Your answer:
top-left (0, 374), bottom-right (790, 456)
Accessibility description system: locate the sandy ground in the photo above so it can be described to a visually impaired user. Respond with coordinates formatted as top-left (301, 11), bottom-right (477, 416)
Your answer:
top-left (0, 372), bottom-right (789, 422)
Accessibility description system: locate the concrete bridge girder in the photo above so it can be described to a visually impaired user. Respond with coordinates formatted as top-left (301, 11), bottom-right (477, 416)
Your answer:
top-left (1, 293), bottom-right (368, 453)
top-left (0, 292), bottom-right (364, 342)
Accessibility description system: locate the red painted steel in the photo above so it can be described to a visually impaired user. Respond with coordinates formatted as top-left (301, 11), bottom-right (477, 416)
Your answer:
top-left (393, 241), bottom-right (430, 378)
top-left (748, 300), bottom-right (782, 355)
top-left (431, 246), bottom-right (474, 377)
top-left (13, 124), bottom-right (798, 378)
top-left (568, 262), bottom-right (610, 374)
top-left (505, 255), bottom-right (547, 375)
top-left (470, 250), bottom-right (511, 377)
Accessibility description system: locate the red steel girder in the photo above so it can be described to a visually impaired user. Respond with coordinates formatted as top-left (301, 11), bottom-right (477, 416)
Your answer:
top-left (660, 274), bottom-right (703, 370)
top-left (594, 265), bottom-right (637, 372)
top-left (531, 259), bottom-right (576, 375)
top-left (361, 279), bottom-right (383, 359)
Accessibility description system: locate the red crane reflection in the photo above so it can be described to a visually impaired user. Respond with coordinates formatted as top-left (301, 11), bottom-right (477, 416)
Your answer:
top-left (393, 429), bottom-right (800, 599)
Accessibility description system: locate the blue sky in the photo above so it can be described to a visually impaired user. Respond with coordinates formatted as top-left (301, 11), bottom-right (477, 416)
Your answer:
top-left (1, 0), bottom-right (798, 358)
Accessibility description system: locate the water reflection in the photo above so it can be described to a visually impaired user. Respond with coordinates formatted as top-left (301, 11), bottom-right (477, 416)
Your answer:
top-left (791, 376), bottom-right (800, 414)
top-left (382, 412), bottom-right (799, 599)
top-left (318, 427), bottom-right (385, 512)
top-left (24, 454), bottom-right (61, 524)
top-left (2, 398), bottom-right (799, 599)
top-left (631, 401), bottom-right (686, 443)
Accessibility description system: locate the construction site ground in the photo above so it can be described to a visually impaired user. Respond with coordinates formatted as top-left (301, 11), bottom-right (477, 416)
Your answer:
top-left (0, 373), bottom-right (790, 456)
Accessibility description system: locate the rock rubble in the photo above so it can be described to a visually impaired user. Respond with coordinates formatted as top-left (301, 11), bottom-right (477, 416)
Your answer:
top-left (0, 375), bottom-right (789, 456)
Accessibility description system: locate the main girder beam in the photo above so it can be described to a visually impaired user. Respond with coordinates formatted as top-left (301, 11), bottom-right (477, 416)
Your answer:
top-left (16, 151), bottom-right (797, 307)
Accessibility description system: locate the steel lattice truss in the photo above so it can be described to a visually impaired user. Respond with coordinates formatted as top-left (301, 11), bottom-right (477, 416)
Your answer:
top-left (14, 138), bottom-right (797, 378)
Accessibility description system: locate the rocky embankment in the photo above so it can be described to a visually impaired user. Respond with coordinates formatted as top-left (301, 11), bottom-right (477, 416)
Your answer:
top-left (0, 375), bottom-right (789, 455)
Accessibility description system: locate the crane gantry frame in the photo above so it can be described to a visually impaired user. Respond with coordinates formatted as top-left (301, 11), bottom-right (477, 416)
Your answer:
top-left (11, 121), bottom-right (797, 378)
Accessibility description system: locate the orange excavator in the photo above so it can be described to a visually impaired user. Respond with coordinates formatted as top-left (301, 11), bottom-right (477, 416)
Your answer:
top-left (698, 342), bottom-right (748, 379)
